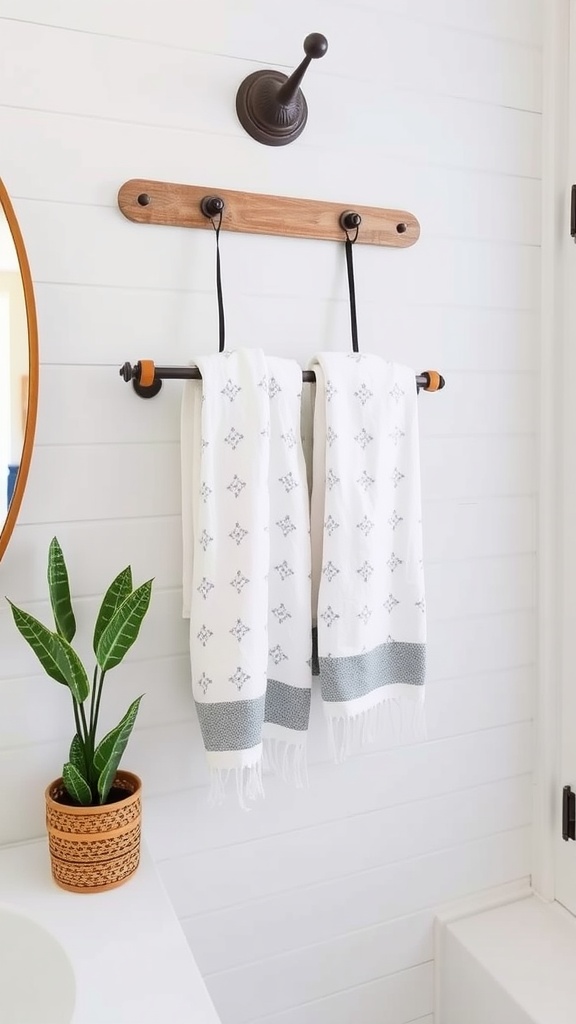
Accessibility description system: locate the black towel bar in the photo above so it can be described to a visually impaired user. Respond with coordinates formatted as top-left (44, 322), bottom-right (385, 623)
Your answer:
top-left (119, 361), bottom-right (445, 399)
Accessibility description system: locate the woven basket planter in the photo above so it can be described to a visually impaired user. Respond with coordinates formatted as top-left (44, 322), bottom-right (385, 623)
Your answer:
top-left (45, 770), bottom-right (142, 894)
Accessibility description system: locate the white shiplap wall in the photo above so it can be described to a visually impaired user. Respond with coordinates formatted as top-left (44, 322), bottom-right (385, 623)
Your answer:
top-left (0, 2), bottom-right (540, 1022)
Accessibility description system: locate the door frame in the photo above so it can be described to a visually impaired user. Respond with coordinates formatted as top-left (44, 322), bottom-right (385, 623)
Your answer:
top-left (536, 0), bottom-right (572, 906)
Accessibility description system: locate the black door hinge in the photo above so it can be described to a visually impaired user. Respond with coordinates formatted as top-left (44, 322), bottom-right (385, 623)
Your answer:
top-left (571, 185), bottom-right (576, 239)
top-left (563, 785), bottom-right (576, 841)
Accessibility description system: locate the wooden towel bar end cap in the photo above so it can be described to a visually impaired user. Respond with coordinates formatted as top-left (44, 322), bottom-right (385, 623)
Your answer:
top-left (132, 359), bottom-right (162, 398)
top-left (423, 371), bottom-right (444, 392)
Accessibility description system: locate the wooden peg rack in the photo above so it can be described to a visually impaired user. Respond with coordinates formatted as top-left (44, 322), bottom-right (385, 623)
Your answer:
top-left (117, 179), bottom-right (420, 248)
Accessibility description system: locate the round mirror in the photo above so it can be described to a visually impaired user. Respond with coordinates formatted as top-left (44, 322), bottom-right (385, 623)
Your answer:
top-left (0, 179), bottom-right (38, 561)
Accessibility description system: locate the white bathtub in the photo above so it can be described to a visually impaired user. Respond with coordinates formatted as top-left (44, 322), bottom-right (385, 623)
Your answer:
top-left (0, 839), bottom-right (221, 1024)
top-left (436, 889), bottom-right (576, 1024)
top-left (0, 905), bottom-right (76, 1024)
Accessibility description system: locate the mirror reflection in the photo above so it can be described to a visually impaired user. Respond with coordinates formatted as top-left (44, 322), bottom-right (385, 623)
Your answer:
top-left (0, 204), bottom-right (28, 530)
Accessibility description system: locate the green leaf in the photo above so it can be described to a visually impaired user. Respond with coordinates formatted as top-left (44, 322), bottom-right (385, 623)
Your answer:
top-left (94, 695), bottom-right (142, 775)
top-left (95, 695), bottom-right (143, 804)
top-left (95, 580), bottom-right (153, 672)
top-left (47, 537), bottom-right (76, 642)
top-left (69, 734), bottom-right (87, 776)
top-left (6, 602), bottom-right (68, 685)
top-left (62, 762), bottom-right (92, 806)
top-left (93, 566), bottom-right (132, 656)
top-left (52, 635), bottom-right (90, 704)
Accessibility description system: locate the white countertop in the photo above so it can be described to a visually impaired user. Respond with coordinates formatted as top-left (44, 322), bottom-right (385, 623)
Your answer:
top-left (0, 839), bottom-right (221, 1024)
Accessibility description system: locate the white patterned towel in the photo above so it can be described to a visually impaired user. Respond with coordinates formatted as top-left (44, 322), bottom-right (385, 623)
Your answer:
top-left (310, 352), bottom-right (426, 758)
top-left (181, 349), bottom-right (311, 802)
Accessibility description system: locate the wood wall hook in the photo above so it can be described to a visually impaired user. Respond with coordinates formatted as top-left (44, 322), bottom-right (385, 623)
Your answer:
top-left (236, 33), bottom-right (328, 146)
top-left (117, 180), bottom-right (420, 248)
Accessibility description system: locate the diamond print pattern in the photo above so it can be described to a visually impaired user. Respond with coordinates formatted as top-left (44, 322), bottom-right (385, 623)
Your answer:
top-left (272, 603), bottom-right (292, 624)
top-left (188, 354), bottom-right (425, 755)
top-left (230, 570), bottom-right (249, 593)
top-left (321, 605), bottom-right (340, 627)
top-left (221, 379), bottom-right (241, 402)
top-left (354, 383), bottom-right (374, 405)
top-left (279, 472), bottom-right (298, 493)
top-left (325, 515), bottom-right (340, 536)
top-left (355, 428), bottom-right (373, 449)
top-left (197, 577), bottom-right (215, 600)
top-left (357, 515), bottom-right (374, 536)
top-left (224, 427), bottom-right (244, 449)
top-left (227, 475), bottom-right (246, 498)
top-left (274, 561), bottom-right (294, 581)
top-left (357, 561), bottom-right (374, 583)
top-left (389, 426), bottom-right (405, 446)
top-left (269, 644), bottom-right (288, 666)
top-left (187, 355), bottom-right (323, 756)
top-left (357, 470), bottom-right (375, 491)
top-left (323, 561), bottom-right (340, 582)
top-left (199, 529), bottom-right (213, 552)
top-left (229, 618), bottom-right (250, 641)
top-left (388, 511), bottom-right (403, 530)
top-left (197, 625), bottom-right (213, 646)
top-left (276, 515), bottom-right (296, 537)
top-left (229, 522), bottom-right (248, 545)
top-left (197, 672), bottom-right (212, 695)
top-left (229, 667), bottom-right (250, 691)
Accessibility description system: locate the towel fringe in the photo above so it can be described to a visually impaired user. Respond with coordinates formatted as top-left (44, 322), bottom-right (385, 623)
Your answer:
top-left (327, 696), bottom-right (427, 763)
top-left (208, 761), bottom-right (264, 810)
top-left (263, 738), bottom-right (309, 789)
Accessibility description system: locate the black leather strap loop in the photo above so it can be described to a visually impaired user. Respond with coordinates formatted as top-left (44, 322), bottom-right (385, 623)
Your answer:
top-left (344, 226), bottom-right (359, 353)
top-left (209, 211), bottom-right (225, 353)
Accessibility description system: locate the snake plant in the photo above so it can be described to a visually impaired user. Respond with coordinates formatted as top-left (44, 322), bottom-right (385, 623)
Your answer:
top-left (7, 538), bottom-right (153, 806)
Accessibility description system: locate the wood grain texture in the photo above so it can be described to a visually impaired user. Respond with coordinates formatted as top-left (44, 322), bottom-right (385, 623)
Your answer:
top-left (117, 179), bottom-right (420, 248)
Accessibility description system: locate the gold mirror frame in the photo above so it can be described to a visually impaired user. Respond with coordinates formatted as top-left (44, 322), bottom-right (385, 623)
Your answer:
top-left (0, 179), bottom-right (39, 561)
